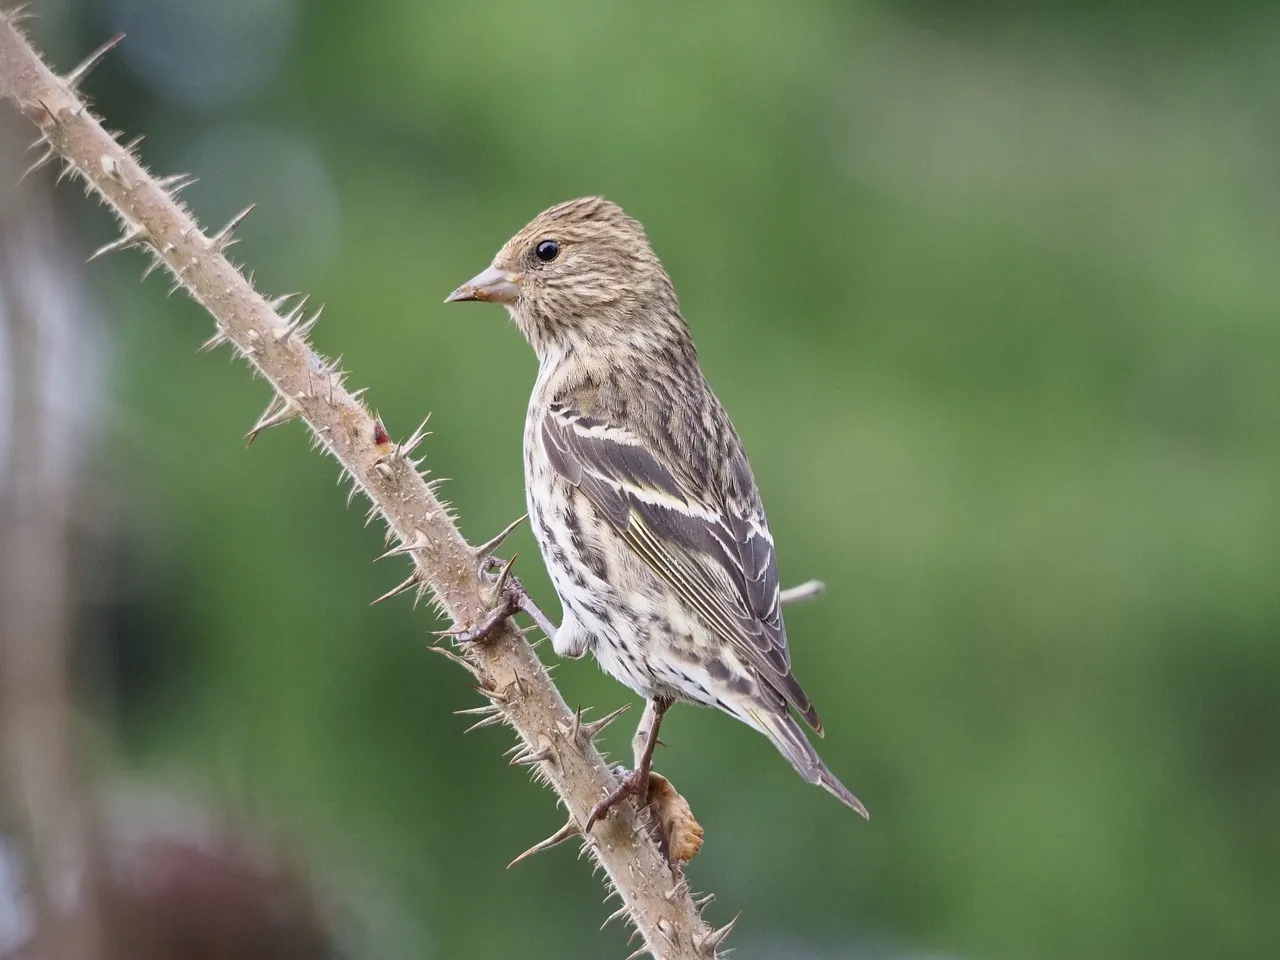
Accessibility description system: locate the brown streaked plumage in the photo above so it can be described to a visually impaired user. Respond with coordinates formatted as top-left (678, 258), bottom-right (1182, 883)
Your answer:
top-left (447, 196), bottom-right (867, 823)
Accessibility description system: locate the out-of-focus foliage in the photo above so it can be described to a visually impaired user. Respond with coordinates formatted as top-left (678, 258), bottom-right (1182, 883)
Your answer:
top-left (28, 0), bottom-right (1280, 957)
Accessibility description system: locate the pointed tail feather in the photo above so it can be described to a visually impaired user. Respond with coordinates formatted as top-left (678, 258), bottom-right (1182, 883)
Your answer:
top-left (751, 707), bottom-right (869, 818)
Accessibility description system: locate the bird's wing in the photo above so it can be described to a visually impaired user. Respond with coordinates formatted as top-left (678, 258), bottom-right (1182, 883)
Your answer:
top-left (540, 401), bottom-right (821, 731)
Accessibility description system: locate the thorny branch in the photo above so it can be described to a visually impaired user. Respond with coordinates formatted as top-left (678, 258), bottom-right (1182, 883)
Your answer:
top-left (0, 14), bottom-right (731, 959)
top-left (0, 15), bottom-right (827, 958)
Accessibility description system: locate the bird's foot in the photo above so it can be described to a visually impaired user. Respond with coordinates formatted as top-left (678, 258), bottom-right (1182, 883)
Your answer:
top-left (441, 555), bottom-right (559, 645)
top-left (435, 556), bottom-right (521, 644)
top-left (584, 764), bottom-right (652, 834)
top-left (439, 599), bottom-right (515, 644)
top-left (478, 554), bottom-right (559, 639)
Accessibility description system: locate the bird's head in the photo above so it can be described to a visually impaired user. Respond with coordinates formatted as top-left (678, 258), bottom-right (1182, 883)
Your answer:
top-left (446, 197), bottom-right (688, 359)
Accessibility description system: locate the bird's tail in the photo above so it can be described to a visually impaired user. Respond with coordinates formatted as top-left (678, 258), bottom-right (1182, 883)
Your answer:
top-left (748, 706), bottom-right (869, 818)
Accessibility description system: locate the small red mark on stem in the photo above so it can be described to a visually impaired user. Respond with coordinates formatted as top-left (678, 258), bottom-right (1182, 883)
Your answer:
top-left (21, 101), bottom-right (52, 126)
top-left (373, 419), bottom-right (391, 449)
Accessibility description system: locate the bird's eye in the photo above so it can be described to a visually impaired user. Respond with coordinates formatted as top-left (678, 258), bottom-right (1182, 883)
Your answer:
top-left (535, 239), bottom-right (560, 262)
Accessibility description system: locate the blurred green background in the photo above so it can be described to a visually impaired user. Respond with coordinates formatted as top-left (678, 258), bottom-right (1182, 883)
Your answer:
top-left (17, 0), bottom-right (1280, 957)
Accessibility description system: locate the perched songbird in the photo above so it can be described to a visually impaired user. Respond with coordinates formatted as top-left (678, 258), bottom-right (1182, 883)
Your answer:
top-left (447, 197), bottom-right (867, 825)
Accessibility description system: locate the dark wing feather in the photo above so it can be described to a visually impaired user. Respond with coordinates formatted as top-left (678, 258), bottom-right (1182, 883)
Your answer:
top-left (541, 403), bottom-right (821, 731)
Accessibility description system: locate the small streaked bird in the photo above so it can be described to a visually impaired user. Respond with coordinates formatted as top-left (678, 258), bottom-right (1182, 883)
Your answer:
top-left (447, 197), bottom-right (867, 826)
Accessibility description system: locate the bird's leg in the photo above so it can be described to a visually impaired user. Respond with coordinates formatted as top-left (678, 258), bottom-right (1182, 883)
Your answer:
top-left (630, 695), bottom-right (669, 796)
top-left (508, 579), bottom-right (558, 640)
top-left (585, 696), bottom-right (671, 833)
top-left (631, 698), bottom-right (662, 770)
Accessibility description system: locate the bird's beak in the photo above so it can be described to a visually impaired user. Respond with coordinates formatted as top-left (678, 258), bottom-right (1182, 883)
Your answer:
top-left (444, 265), bottom-right (522, 305)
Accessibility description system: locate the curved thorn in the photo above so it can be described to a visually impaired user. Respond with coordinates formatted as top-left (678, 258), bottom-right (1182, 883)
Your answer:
top-left (245, 395), bottom-right (298, 445)
top-left (65, 33), bottom-right (125, 92)
top-left (581, 702), bottom-right (631, 741)
top-left (372, 531), bottom-right (428, 562)
top-left (273, 295), bottom-right (310, 336)
top-left (296, 305), bottom-right (323, 339)
top-left (510, 744), bottom-right (550, 767)
top-left (462, 712), bottom-right (505, 734)
top-left (19, 146), bottom-right (55, 182)
top-left (423, 644), bottom-right (481, 679)
top-left (489, 552), bottom-right (518, 598)
top-left (275, 302), bottom-right (322, 342)
top-left (87, 225), bottom-right (148, 262)
top-left (141, 255), bottom-right (166, 281)
top-left (473, 513), bottom-right (527, 560)
top-left (283, 293), bottom-right (310, 318)
top-left (454, 703), bottom-right (501, 717)
top-left (600, 906), bottom-right (630, 931)
top-left (395, 415), bottom-right (432, 460)
top-left (371, 572), bottom-right (422, 605)
top-left (506, 819), bottom-right (579, 869)
top-left (156, 171), bottom-right (199, 194)
top-left (197, 329), bottom-right (229, 353)
top-left (209, 203), bottom-right (255, 249)
top-left (566, 705), bottom-right (584, 742)
top-left (694, 913), bottom-right (740, 955)
top-left (410, 580), bottom-right (432, 610)
top-left (468, 682), bottom-right (508, 704)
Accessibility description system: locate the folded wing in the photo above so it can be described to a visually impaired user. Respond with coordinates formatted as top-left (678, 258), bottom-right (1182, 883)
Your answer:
top-left (541, 402), bottom-right (821, 732)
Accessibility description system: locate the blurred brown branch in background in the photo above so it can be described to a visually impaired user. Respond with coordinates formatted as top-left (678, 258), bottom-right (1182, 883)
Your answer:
top-left (0, 110), bottom-right (107, 960)
top-left (0, 12), bottom-right (733, 958)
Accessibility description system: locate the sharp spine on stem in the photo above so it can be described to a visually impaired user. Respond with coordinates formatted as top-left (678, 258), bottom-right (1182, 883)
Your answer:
top-left (506, 819), bottom-right (579, 870)
top-left (245, 395), bottom-right (299, 445)
top-left (87, 225), bottom-right (148, 262)
top-left (209, 203), bottom-right (255, 250)
top-left (64, 33), bottom-right (125, 92)
top-left (19, 147), bottom-right (55, 183)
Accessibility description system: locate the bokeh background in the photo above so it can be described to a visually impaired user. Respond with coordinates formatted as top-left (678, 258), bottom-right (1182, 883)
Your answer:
top-left (2, 1), bottom-right (1279, 958)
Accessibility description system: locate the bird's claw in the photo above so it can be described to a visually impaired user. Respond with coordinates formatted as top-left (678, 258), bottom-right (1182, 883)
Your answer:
top-left (479, 557), bottom-right (559, 641)
top-left (584, 764), bottom-right (651, 834)
top-left (449, 555), bottom-right (557, 645)
top-left (477, 553), bottom-right (507, 579)
top-left (446, 593), bottom-right (519, 644)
